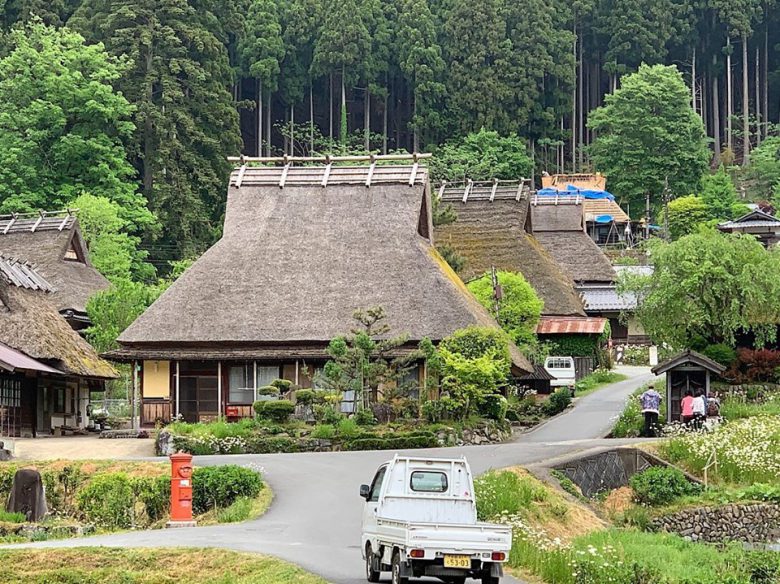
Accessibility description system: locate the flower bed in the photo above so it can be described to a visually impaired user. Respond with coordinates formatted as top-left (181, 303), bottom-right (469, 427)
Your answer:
top-left (658, 417), bottom-right (780, 485)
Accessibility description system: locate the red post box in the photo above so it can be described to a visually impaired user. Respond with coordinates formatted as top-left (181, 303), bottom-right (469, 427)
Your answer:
top-left (166, 452), bottom-right (197, 528)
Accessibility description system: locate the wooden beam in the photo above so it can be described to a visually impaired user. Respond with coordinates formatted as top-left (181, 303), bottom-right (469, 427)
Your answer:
top-left (228, 152), bottom-right (432, 164)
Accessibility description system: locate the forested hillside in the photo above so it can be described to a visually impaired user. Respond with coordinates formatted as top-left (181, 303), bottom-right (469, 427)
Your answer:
top-left (0, 0), bottom-right (779, 263)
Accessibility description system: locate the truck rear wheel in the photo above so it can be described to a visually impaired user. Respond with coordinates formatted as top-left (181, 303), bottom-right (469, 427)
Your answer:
top-left (365, 544), bottom-right (380, 583)
top-left (391, 550), bottom-right (409, 584)
top-left (481, 576), bottom-right (500, 584)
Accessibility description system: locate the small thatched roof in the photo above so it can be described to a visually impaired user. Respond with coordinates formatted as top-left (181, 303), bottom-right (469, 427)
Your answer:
top-left (531, 202), bottom-right (616, 283)
top-left (0, 212), bottom-right (109, 315)
top-left (0, 256), bottom-right (117, 379)
top-left (116, 165), bottom-right (531, 373)
top-left (435, 186), bottom-right (585, 317)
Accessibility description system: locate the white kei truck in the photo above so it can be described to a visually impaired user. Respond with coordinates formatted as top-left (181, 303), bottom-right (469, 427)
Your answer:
top-left (360, 456), bottom-right (512, 584)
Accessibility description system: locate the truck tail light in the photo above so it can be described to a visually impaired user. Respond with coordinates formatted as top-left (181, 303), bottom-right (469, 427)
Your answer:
top-left (409, 549), bottom-right (425, 558)
top-left (491, 552), bottom-right (506, 561)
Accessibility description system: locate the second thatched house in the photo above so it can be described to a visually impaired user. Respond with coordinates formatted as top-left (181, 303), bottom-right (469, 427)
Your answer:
top-left (0, 256), bottom-right (116, 437)
top-left (107, 161), bottom-right (532, 425)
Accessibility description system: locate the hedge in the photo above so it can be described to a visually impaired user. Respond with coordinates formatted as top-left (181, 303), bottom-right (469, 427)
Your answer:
top-left (344, 431), bottom-right (437, 451)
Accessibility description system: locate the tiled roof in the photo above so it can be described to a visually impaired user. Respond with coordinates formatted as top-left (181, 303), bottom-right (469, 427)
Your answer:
top-left (0, 256), bottom-right (54, 292)
top-left (0, 340), bottom-right (62, 374)
top-left (537, 316), bottom-right (607, 335)
top-left (718, 209), bottom-right (780, 229)
top-left (577, 285), bottom-right (637, 311)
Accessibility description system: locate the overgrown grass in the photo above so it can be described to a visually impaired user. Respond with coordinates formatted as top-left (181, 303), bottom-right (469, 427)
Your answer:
top-left (721, 398), bottom-right (780, 420)
top-left (610, 379), bottom-right (666, 438)
top-left (474, 470), bottom-right (548, 519)
top-left (574, 370), bottom-right (629, 397)
top-left (201, 486), bottom-right (273, 525)
top-left (0, 510), bottom-right (25, 523)
top-left (0, 548), bottom-right (327, 583)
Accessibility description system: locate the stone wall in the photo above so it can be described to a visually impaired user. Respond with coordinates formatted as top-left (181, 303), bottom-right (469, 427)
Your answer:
top-left (651, 503), bottom-right (780, 544)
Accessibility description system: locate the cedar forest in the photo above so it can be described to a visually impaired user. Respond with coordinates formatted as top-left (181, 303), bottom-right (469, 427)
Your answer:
top-left (1, 0), bottom-right (780, 272)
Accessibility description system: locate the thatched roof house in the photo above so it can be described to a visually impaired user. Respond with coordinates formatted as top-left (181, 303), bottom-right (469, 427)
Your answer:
top-left (0, 211), bottom-right (110, 328)
top-left (434, 182), bottom-right (585, 317)
top-left (108, 162), bottom-right (531, 425)
top-left (530, 199), bottom-right (616, 284)
top-left (0, 255), bottom-right (116, 437)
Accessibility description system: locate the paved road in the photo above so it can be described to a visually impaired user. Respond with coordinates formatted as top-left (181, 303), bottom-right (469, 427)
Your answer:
top-left (7, 366), bottom-right (655, 584)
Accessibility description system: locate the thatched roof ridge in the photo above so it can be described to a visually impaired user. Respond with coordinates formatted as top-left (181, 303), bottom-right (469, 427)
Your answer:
top-left (531, 202), bottom-right (616, 283)
top-left (0, 273), bottom-right (117, 379)
top-left (0, 214), bottom-right (109, 314)
top-left (118, 167), bottom-right (531, 373)
top-left (434, 196), bottom-right (585, 317)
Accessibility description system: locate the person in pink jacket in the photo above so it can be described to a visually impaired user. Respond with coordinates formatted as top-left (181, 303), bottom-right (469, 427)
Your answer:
top-left (680, 389), bottom-right (695, 427)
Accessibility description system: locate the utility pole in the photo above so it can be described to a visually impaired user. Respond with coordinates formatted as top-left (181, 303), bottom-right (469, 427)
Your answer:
top-left (645, 192), bottom-right (651, 241)
top-left (663, 176), bottom-right (671, 241)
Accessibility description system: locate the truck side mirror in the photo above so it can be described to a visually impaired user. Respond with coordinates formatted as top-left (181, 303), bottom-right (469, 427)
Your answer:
top-left (359, 484), bottom-right (370, 500)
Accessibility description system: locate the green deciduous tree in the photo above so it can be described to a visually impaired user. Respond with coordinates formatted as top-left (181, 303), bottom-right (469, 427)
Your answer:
top-left (467, 271), bottom-right (543, 350)
top-left (588, 64), bottom-right (710, 211)
top-left (0, 21), bottom-right (154, 236)
top-left (619, 231), bottom-right (780, 348)
top-left (430, 129), bottom-right (533, 183)
top-left (748, 136), bottom-right (780, 201)
top-left (663, 195), bottom-right (710, 239)
top-left (700, 165), bottom-right (747, 219)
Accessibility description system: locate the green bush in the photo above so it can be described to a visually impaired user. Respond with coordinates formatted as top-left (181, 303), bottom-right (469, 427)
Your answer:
top-left (479, 394), bottom-right (508, 420)
top-left (702, 343), bottom-right (737, 368)
top-left (76, 472), bottom-right (134, 529)
top-left (311, 424), bottom-right (336, 439)
top-left (542, 388), bottom-right (571, 416)
top-left (192, 465), bottom-right (263, 514)
top-left (629, 466), bottom-right (701, 506)
top-left (256, 399), bottom-right (295, 423)
top-left (133, 475), bottom-right (170, 523)
top-left (548, 334), bottom-right (598, 357)
top-left (337, 417), bottom-right (360, 438)
top-left (344, 431), bottom-right (437, 451)
top-left (313, 403), bottom-right (343, 424)
top-left (353, 408), bottom-right (376, 426)
top-left (257, 385), bottom-right (280, 396)
top-left (243, 436), bottom-right (301, 453)
top-left (421, 400), bottom-right (447, 423)
top-left (0, 510), bottom-right (26, 523)
top-left (295, 389), bottom-right (316, 406)
top-left (271, 379), bottom-right (293, 393)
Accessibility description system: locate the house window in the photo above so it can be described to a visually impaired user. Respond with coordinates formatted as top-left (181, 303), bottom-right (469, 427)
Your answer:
top-left (228, 363), bottom-right (256, 404)
top-left (255, 365), bottom-right (280, 390)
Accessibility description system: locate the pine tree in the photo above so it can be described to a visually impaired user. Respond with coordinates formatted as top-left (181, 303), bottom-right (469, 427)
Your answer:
top-left (71, 0), bottom-right (241, 259)
top-left (238, 0), bottom-right (284, 156)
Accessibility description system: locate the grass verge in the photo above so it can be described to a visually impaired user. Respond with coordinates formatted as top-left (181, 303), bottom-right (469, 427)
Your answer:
top-left (574, 370), bottom-right (629, 398)
top-left (0, 547), bottom-right (326, 583)
top-left (199, 484), bottom-right (274, 525)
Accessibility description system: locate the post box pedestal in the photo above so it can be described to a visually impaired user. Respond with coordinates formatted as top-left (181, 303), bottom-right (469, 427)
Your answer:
top-left (165, 452), bottom-right (197, 529)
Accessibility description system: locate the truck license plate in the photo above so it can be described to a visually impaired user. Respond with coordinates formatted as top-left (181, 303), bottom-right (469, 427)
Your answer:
top-left (443, 555), bottom-right (471, 569)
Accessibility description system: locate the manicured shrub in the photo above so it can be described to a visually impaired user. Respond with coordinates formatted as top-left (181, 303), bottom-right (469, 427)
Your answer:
top-left (542, 388), bottom-right (571, 416)
top-left (295, 389), bottom-right (316, 406)
top-left (480, 394), bottom-right (508, 420)
top-left (257, 385), bottom-right (280, 397)
top-left (702, 343), bottom-right (737, 368)
top-left (353, 408), bottom-right (376, 426)
top-left (344, 431), bottom-right (437, 451)
top-left (256, 400), bottom-right (295, 423)
top-left (76, 472), bottom-right (134, 529)
top-left (629, 466), bottom-right (701, 506)
top-left (192, 465), bottom-right (263, 514)
top-left (270, 379), bottom-right (293, 393)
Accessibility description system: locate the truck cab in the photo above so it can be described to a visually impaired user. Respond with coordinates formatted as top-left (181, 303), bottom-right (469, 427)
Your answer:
top-left (544, 356), bottom-right (576, 388)
top-left (360, 455), bottom-right (511, 584)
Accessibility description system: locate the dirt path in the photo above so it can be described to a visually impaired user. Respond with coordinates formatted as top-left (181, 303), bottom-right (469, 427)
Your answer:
top-left (7, 435), bottom-right (155, 460)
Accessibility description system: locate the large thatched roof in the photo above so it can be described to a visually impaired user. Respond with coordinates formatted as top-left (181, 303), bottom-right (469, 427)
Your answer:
top-left (531, 202), bottom-right (616, 283)
top-left (116, 165), bottom-right (531, 373)
top-left (0, 257), bottom-right (117, 379)
top-left (0, 212), bottom-right (110, 315)
top-left (434, 184), bottom-right (585, 317)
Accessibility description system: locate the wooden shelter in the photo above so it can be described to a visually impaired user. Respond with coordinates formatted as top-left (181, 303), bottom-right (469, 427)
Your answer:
top-left (107, 157), bottom-right (533, 426)
top-left (0, 210), bottom-right (110, 330)
top-left (434, 180), bottom-right (586, 317)
top-left (651, 350), bottom-right (725, 423)
top-left (0, 256), bottom-right (116, 436)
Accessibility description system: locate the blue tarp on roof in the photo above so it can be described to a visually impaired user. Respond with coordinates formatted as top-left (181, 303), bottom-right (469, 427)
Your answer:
top-left (537, 183), bottom-right (615, 200)
top-left (594, 214), bottom-right (614, 223)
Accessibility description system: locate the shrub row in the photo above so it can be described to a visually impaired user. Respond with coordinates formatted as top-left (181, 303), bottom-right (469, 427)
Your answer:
top-left (343, 431), bottom-right (438, 451)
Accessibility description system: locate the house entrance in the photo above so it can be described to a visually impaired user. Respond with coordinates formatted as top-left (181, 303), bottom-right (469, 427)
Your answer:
top-left (178, 361), bottom-right (219, 423)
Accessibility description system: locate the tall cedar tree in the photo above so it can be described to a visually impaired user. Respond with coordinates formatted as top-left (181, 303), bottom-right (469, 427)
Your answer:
top-left (70, 0), bottom-right (241, 258)
top-left (588, 64), bottom-right (710, 210)
top-left (0, 21), bottom-right (154, 236)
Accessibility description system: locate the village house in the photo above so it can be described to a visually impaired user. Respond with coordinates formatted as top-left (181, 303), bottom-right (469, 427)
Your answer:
top-left (717, 208), bottom-right (780, 248)
top-left (0, 210), bottom-right (110, 332)
top-left (106, 157), bottom-right (532, 426)
top-left (0, 256), bottom-right (116, 437)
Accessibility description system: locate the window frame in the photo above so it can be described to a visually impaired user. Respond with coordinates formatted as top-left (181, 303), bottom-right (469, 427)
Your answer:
top-left (409, 470), bottom-right (449, 493)
top-left (368, 465), bottom-right (387, 502)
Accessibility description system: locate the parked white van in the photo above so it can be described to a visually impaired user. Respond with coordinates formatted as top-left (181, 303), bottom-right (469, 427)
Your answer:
top-left (544, 356), bottom-right (576, 388)
top-left (360, 455), bottom-right (511, 584)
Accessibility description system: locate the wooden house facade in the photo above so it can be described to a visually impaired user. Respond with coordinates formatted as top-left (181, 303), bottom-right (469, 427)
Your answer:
top-left (107, 161), bottom-right (532, 426)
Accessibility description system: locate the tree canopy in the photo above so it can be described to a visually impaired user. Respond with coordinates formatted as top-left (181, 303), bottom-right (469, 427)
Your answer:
top-left (430, 129), bottom-right (533, 183)
top-left (619, 231), bottom-right (780, 348)
top-left (588, 64), bottom-right (710, 210)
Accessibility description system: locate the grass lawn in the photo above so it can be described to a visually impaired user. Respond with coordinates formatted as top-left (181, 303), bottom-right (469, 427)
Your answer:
top-left (573, 370), bottom-right (629, 398)
top-left (0, 548), bottom-right (326, 584)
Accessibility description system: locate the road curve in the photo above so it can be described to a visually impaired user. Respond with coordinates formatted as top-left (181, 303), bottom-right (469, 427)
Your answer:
top-left (6, 367), bottom-right (655, 584)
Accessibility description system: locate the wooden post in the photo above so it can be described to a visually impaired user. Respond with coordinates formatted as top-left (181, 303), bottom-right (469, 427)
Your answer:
top-left (132, 360), bottom-right (138, 429)
top-left (175, 361), bottom-right (180, 418)
top-left (217, 361), bottom-right (222, 419)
